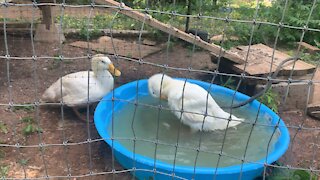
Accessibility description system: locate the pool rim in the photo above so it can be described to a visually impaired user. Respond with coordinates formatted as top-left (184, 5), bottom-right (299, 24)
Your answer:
top-left (94, 78), bottom-right (290, 175)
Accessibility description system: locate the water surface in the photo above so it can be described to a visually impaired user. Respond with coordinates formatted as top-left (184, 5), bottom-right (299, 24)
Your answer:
top-left (109, 94), bottom-right (280, 167)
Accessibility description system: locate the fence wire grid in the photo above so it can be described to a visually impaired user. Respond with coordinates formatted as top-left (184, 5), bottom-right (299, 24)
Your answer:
top-left (0, 0), bottom-right (320, 180)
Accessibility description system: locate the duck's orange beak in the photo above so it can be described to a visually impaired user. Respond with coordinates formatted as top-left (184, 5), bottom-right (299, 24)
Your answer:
top-left (108, 64), bottom-right (121, 77)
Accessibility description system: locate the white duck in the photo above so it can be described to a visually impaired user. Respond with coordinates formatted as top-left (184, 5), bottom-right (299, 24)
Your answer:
top-left (148, 73), bottom-right (244, 131)
top-left (41, 54), bottom-right (121, 122)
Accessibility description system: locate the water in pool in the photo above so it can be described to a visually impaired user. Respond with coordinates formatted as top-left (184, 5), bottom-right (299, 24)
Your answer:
top-left (109, 94), bottom-right (280, 168)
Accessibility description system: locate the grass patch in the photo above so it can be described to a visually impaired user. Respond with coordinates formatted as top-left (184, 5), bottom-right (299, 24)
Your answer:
top-left (266, 166), bottom-right (317, 180)
top-left (257, 88), bottom-right (280, 113)
top-left (13, 105), bottom-right (35, 112)
top-left (0, 122), bottom-right (8, 134)
top-left (0, 165), bottom-right (9, 179)
top-left (21, 117), bottom-right (42, 136)
top-left (300, 53), bottom-right (320, 66)
top-left (18, 158), bottom-right (30, 166)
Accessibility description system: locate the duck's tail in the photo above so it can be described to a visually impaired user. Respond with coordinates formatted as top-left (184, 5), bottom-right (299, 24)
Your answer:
top-left (228, 115), bottom-right (244, 129)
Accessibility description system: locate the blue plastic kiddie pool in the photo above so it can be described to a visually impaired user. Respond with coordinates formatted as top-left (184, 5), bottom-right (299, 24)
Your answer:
top-left (94, 79), bottom-right (290, 180)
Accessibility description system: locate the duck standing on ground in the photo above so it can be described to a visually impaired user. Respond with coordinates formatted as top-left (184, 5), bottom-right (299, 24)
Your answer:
top-left (41, 54), bottom-right (121, 122)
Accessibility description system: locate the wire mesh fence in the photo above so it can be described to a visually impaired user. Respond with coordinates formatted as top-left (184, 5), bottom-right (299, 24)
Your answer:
top-left (0, 0), bottom-right (320, 179)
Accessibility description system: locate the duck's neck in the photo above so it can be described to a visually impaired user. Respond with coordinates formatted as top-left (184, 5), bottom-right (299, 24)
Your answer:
top-left (162, 78), bottom-right (175, 97)
top-left (93, 69), bottom-right (113, 83)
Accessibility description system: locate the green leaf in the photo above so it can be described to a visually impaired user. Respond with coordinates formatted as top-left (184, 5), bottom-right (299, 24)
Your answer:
top-left (36, 127), bottom-right (43, 133)
top-left (13, 105), bottom-right (34, 112)
top-left (21, 117), bottom-right (34, 124)
top-left (18, 158), bottom-right (29, 166)
top-left (0, 165), bottom-right (9, 178)
top-left (314, 40), bottom-right (320, 48)
top-left (0, 149), bottom-right (5, 159)
top-left (23, 124), bottom-right (34, 136)
top-left (293, 170), bottom-right (316, 180)
top-left (267, 96), bottom-right (272, 104)
top-left (267, 167), bottom-right (316, 180)
top-left (0, 123), bottom-right (8, 134)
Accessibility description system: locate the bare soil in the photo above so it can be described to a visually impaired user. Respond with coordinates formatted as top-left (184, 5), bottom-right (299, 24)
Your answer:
top-left (1, 6), bottom-right (320, 177)
top-left (0, 34), bottom-right (215, 179)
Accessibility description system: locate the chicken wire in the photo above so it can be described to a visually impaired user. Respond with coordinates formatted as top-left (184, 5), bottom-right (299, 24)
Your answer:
top-left (0, 0), bottom-right (320, 179)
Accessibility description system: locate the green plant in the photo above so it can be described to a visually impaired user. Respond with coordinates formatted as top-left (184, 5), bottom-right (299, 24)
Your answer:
top-left (18, 158), bottom-right (30, 166)
top-left (258, 88), bottom-right (280, 113)
top-left (0, 165), bottom-right (9, 179)
top-left (0, 122), bottom-right (8, 134)
top-left (315, 40), bottom-right (320, 48)
top-left (0, 149), bottom-right (5, 159)
top-left (300, 52), bottom-right (320, 65)
top-left (21, 117), bottom-right (43, 136)
top-left (221, 76), bottom-right (237, 90)
top-left (22, 124), bottom-right (43, 136)
top-left (21, 117), bottom-right (34, 124)
top-left (264, 1), bottom-right (317, 45)
top-left (13, 105), bottom-right (34, 112)
top-left (57, 13), bottom-right (143, 39)
top-left (267, 167), bottom-right (317, 180)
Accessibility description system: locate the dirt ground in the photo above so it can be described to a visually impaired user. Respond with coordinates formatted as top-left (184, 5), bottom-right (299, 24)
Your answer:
top-left (0, 33), bottom-right (215, 179)
top-left (0, 29), bottom-right (320, 180)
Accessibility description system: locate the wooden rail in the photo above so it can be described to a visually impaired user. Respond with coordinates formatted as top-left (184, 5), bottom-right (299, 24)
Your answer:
top-left (95, 0), bottom-right (245, 64)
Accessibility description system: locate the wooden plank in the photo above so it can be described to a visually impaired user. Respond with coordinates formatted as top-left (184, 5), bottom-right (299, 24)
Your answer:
top-left (297, 42), bottom-right (320, 54)
top-left (69, 36), bottom-right (164, 59)
top-left (307, 103), bottom-right (320, 120)
top-left (240, 44), bottom-right (315, 75)
top-left (94, 0), bottom-right (245, 64)
top-left (224, 44), bottom-right (316, 76)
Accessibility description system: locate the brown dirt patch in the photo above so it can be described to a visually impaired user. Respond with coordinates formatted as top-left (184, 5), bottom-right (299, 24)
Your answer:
top-left (0, 34), bottom-right (214, 179)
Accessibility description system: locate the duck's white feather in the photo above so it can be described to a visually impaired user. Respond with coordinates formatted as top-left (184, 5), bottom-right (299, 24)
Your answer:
top-left (42, 71), bottom-right (114, 107)
top-left (41, 55), bottom-right (118, 108)
top-left (148, 74), bottom-right (244, 131)
top-left (167, 80), bottom-right (243, 131)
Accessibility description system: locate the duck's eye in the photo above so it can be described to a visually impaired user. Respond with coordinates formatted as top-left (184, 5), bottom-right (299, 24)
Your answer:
top-left (152, 91), bottom-right (155, 95)
top-left (101, 61), bottom-right (106, 64)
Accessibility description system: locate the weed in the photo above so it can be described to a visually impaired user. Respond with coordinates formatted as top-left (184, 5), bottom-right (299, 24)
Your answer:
top-left (57, 14), bottom-right (142, 39)
top-left (0, 122), bottom-right (8, 134)
top-left (0, 149), bottom-right (5, 159)
top-left (126, 53), bottom-right (132, 58)
top-left (21, 117), bottom-right (34, 124)
top-left (221, 76), bottom-right (237, 90)
top-left (258, 88), bottom-right (280, 113)
top-left (300, 52), bottom-right (320, 66)
top-left (22, 124), bottom-right (43, 136)
top-left (0, 165), bottom-right (9, 179)
top-left (49, 54), bottom-right (73, 69)
top-left (13, 105), bottom-right (34, 112)
top-left (220, 77), bottom-right (280, 112)
top-left (18, 158), bottom-right (30, 166)
top-left (21, 117), bottom-right (43, 136)
top-left (267, 166), bottom-right (317, 180)
top-left (315, 40), bottom-right (320, 48)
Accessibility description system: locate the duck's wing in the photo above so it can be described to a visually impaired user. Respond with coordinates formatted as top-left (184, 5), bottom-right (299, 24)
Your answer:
top-left (167, 83), bottom-right (211, 123)
top-left (41, 71), bottom-right (101, 106)
top-left (41, 77), bottom-right (65, 103)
